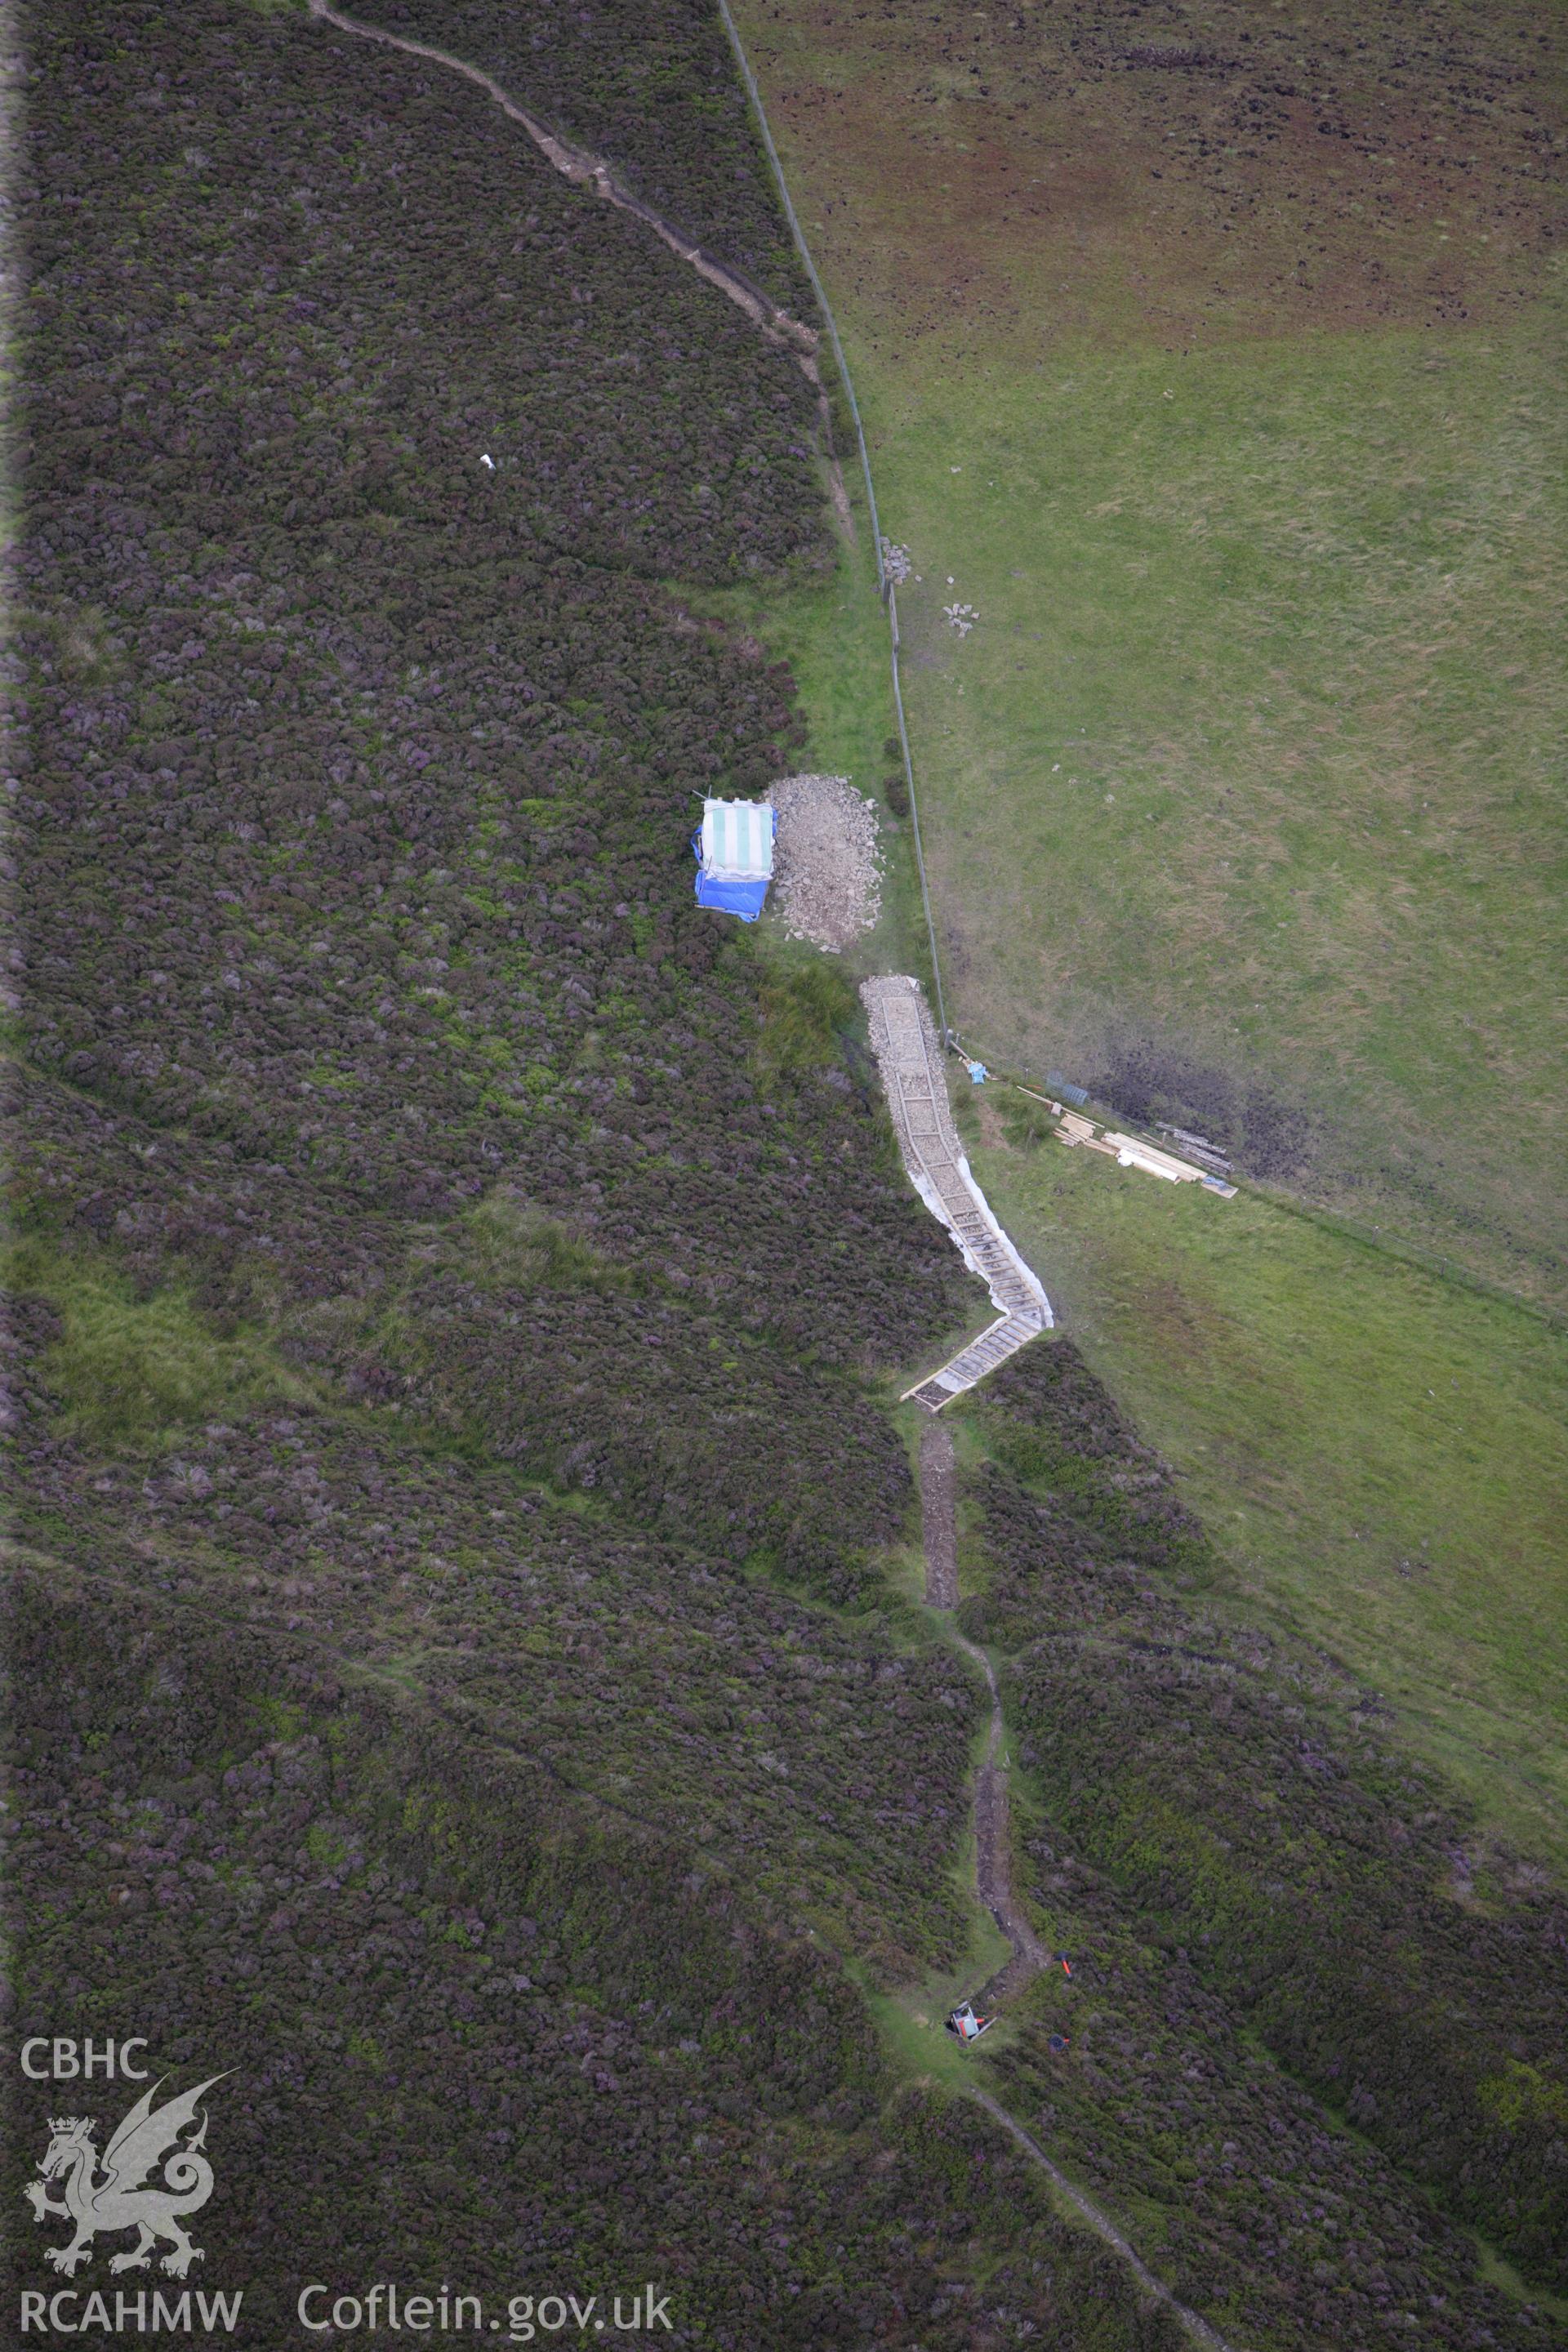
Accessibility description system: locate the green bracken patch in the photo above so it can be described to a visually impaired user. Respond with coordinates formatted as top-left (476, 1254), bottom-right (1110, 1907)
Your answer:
top-left (14, 1239), bottom-right (307, 1450)
top-left (449, 1192), bottom-right (633, 1295)
top-left (755, 960), bottom-right (859, 1076)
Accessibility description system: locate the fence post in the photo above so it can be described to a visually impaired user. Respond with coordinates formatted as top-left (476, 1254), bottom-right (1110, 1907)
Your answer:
top-left (714, 0), bottom-right (949, 1046)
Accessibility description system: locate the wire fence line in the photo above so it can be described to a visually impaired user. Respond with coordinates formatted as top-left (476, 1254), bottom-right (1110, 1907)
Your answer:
top-left (719, 2), bottom-right (1561, 1337)
top-left (715, 0), bottom-right (950, 1048)
top-left (316, 0), bottom-right (1557, 1327)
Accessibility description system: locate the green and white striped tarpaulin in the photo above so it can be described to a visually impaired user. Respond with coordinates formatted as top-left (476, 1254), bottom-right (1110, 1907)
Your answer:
top-left (700, 798), bottom-right (775, 879)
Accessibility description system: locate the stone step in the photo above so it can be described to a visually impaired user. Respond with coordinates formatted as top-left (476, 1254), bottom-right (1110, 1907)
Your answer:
top-left (861, 975), bottom-right (1052, 1374)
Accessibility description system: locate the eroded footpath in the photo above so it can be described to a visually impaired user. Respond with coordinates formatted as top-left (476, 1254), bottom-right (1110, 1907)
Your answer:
top-left (306, 0), bottom-right (855, 528)
top-left (916, 1420), bottom-right (1239, 2352)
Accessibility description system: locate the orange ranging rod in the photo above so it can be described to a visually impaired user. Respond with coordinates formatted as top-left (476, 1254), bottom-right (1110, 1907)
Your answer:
top-left (1054, 1953), bottom-right (1073, 1977)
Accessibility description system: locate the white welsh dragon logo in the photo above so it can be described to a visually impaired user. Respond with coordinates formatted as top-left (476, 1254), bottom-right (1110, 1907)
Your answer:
top-left (24, 2074), bottom-right (229, 2279)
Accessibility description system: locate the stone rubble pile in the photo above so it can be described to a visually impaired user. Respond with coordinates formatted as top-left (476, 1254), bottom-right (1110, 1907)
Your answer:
top-left (767, 773), bottom-right (883, 954)
top-left (942, 600), bottom-right (979, 637)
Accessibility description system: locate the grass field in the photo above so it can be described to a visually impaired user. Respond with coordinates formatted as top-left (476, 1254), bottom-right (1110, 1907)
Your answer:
top-left (883, 327), bottom-right (1568, 1294)
top-left (727, 0), bottom-right (1568, 1306)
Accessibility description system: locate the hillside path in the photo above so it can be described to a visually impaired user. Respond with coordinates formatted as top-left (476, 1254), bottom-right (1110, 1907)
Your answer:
top-left (919, 1419), bottom-right (958, 1606)
top-left (918, 1419), bottom-right (1045, 1995)
top-left (915, 1434), bottom-right (1241, 2350)
top-left (861, 975), bottom-right (1050, 1408)
top-left (955, 1625), bottom-right (1051, 2005)
top-left (305, 0), bottom-right (855, 532)
top-left (971, 2091), bottom-right (1240, 2352)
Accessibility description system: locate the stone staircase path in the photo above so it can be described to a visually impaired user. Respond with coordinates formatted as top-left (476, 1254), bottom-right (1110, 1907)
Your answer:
top-left (860, 975), bottom-right (1050, 1410)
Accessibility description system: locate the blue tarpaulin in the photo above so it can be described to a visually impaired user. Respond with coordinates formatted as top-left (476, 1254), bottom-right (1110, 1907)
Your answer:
top-left (695, 866), bottom-right (771, 919)
top-left (693, 799), bottom-right (775, 922)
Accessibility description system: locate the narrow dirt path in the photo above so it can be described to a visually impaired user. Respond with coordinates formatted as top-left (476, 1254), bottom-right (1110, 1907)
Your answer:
top-left (958, 1626), bottom-right (1051, 2007)
top-left (305, 0), bottom-right (855, 534)
top-left (915, 1432), bottom-right (1242, 2352)
top-left (918, 1423), bottom-right (1045, 1995)
top-left (919, 1420), bottom-right (958, 1607)
top-left (971, 2091), bottom-right (1241, 2352)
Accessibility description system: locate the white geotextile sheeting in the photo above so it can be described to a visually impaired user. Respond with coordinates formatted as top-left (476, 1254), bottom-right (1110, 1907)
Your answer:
top-left (860, 974), bottom-right (1053, 1363)
top-left (953, 1152), bottom-right (1052, 1324)
top-left (905, 1158), bottom-right (1050, 1327)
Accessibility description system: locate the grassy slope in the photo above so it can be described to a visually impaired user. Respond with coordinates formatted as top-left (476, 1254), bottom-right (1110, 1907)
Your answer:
top-left (880, 323), bottom-right (1567, 1285)
top-left (963, 1097), bottom-right (1568, 1870)
top-left (18, 7), bottom-right (1566, 2332)
top-left (722, 0), bottom-right (1568, 1303)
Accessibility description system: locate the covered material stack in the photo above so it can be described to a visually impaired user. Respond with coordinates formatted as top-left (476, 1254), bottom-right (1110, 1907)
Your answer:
top-left (693, 798), bottom-right (775, 920)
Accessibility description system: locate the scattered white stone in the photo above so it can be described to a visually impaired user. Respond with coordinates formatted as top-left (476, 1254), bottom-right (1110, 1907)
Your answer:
top-left (879, 537), bottom-right (914, 584)
top-left (942, 602), bottom-right (979, 637)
